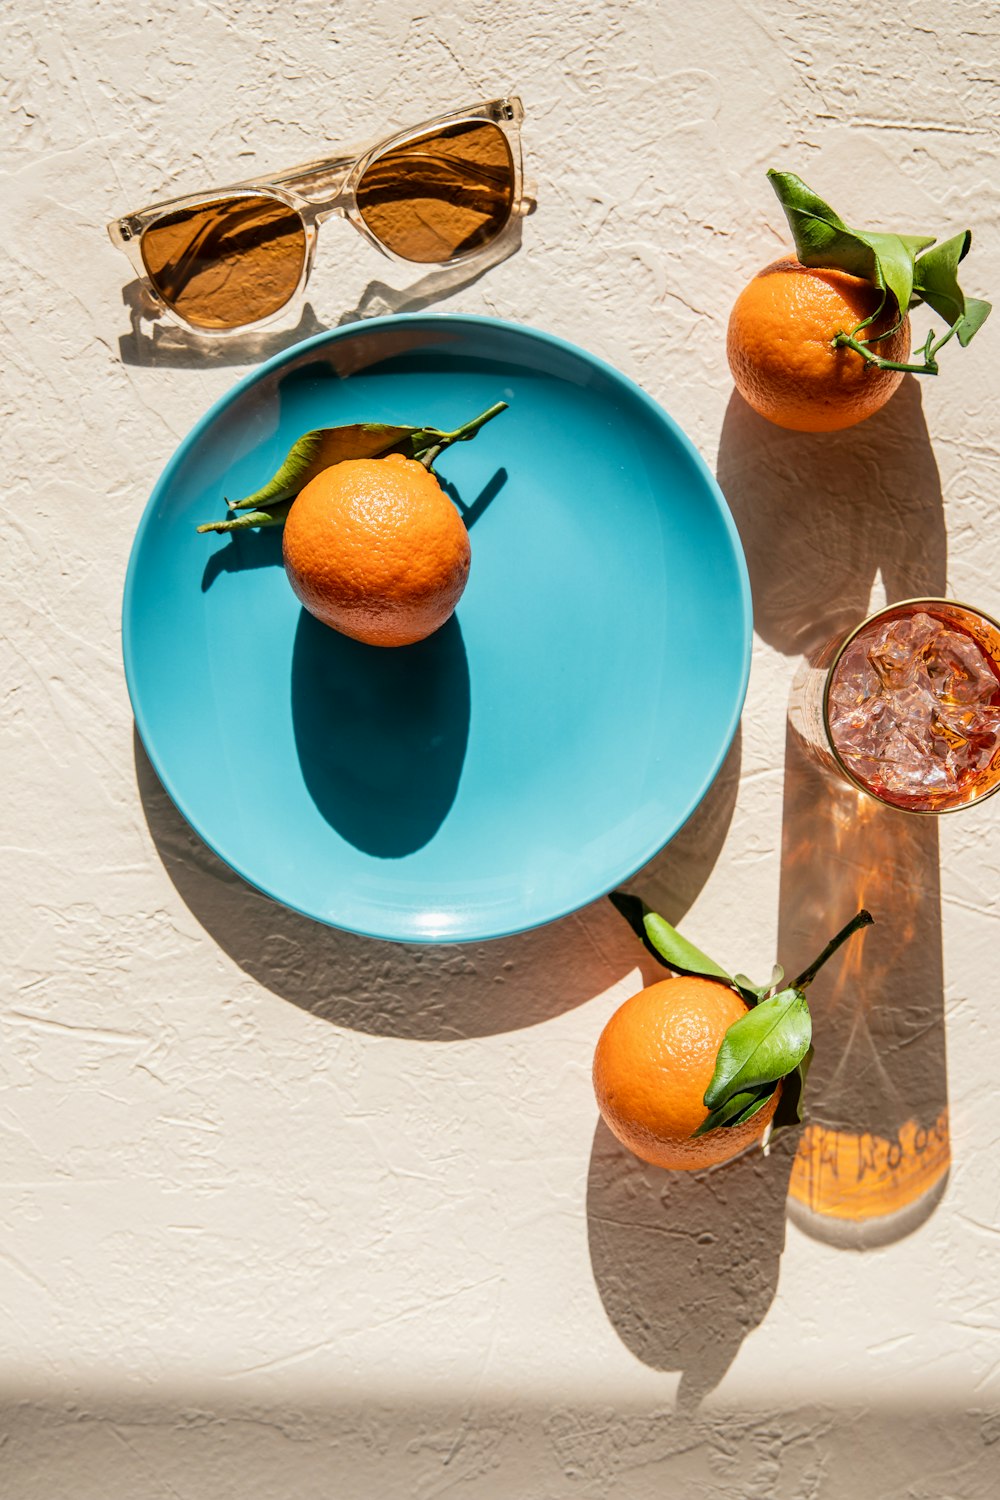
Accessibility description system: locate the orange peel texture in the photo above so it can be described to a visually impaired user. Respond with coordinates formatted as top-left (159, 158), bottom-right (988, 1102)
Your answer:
top-left (727, 256), bottom-right (911, 432)
top-left (282, 453), bottom-right (471, 647)
top-left (593, 976), bottom-right (780, 1171)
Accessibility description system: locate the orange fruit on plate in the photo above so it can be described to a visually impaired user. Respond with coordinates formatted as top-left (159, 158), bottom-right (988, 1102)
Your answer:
top-left (593, 975), bottom-right (780, 1171)
top-left (726, 256), bottom-right (911, 432)
top-left (282, 452), bottom-right (471, 647)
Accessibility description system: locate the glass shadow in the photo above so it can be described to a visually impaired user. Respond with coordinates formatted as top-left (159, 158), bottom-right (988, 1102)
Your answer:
top-left (718, 371), bottom-right (950, 1248)
top-left (779, 721), bottom-right (950, 1248)
top-left (290, 610), bottom-right (470, 857)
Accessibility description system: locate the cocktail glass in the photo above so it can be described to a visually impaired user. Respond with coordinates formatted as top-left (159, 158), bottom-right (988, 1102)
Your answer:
top-left (788, 598), bottom-right (1000, 813)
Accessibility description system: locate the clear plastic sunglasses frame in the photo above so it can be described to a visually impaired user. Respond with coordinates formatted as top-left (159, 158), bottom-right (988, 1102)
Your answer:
top-left (107, 95), bottom-right (526, 337)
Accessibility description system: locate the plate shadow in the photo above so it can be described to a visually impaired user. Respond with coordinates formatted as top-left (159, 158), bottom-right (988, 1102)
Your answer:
top-left (133, 727), bottom-right (742, 1041)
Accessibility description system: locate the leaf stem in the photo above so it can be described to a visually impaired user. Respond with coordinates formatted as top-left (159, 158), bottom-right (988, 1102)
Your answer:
top-left (929, 318), bottom-right (962, 359)
top-left (848, 286), bottom-right (888, 341)
top-left (415, 401), bottom-right (508, 470)
top-left (856, 311), bottom-right (909, 346)
top-left (792, 909), bottom-right (874, 992)
top-left (833, 331), bottom-right (938, 375)
top-left (196, 502), bottom-right (292, 534)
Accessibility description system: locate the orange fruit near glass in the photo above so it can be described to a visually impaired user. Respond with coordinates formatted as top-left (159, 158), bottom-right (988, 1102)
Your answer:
top-left (727, 256), bottom-right (911, 432)
top-left (594, 905), bottom-right (874, 1174)
top-left (593, 976), bottom-right (781, 1171)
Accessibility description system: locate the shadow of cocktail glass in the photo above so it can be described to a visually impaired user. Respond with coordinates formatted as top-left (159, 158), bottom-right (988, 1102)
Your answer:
top-left (779, 724), bottom-right (950, 1247)
top-left (719, 375), bottom-right (950, 1248)
top-left (582, 379), bottom-right (953, 1412)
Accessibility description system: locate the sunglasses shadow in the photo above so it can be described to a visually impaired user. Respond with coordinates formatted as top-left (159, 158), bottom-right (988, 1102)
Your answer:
top-left (118, 282), bottom-right (330, 370)
top-left (336, 218), bottom-right (524, 326)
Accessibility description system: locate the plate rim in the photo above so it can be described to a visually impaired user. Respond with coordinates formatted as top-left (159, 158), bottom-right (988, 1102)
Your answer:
top-left (123, 312), bottom-right (753, 944)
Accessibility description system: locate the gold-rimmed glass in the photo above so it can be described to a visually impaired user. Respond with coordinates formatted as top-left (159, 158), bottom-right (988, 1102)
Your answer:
top-left (788, 597), bottom-right (1000, 814)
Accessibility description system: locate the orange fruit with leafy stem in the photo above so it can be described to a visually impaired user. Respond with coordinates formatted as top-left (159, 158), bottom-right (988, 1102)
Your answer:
top-left (727, 257), bottom-right (911, 433)
top-left (594, 903), bottom-right (873, 1172)
top-left (594, 975), bottom-right (782, 1171)
top-left (282, 453), bottom-right (471, 647)
top-left (727, 169), bottom-right (991, 433)
top-left (198, 402), bottom-right (507, 647)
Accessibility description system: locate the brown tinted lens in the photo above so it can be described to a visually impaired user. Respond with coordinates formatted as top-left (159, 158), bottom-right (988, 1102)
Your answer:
top-left (140, 194), bottom-right (306, 330)
top-left (356, 121), bottom-right (514, 264)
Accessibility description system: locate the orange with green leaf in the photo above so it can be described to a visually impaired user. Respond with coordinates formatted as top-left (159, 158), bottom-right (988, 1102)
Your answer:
top-left (592, 899), bottom-right (874, 1171)
top-left (728, 170), bottom-right (991, 431)
top-left (197, 402), bottom-right (507, 646)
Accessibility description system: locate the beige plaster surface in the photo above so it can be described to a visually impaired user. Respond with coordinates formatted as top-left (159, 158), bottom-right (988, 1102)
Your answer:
top-left (2, 1), bottom-right (1000, 1495)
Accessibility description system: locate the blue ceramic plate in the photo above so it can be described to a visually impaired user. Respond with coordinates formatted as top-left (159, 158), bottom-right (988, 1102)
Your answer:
top-left (124, 315), bottom-right (751, 943)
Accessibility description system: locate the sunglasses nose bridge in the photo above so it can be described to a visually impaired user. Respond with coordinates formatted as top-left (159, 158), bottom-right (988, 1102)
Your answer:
top-left (277, 156), bottom-right (355, 211)
top-left (315, 199), bottom-right (348, 225)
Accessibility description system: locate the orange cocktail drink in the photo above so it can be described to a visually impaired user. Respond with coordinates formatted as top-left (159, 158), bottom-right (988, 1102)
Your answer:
top-left (790, 598), bottom-right (1000, 813)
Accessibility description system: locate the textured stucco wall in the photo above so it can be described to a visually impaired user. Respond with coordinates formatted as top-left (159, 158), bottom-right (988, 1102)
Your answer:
top-left (3, 1), bottom-right (1000, 1495)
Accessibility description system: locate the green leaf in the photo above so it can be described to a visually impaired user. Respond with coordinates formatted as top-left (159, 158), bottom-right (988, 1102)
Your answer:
top-left (703, 987), bottom-right (812, 1111)
top-left (227, 423), bottom-right (420, 511)
top-left (692, 1084), bottom-right (774, 1138)
top-left (731, 964), bottom-right (785, 1007)
top-left (727, 1088), bottom-right (775, 1127)
top-left (771, 1044), bottom-right (814, 1132)
top-left (912, 231), bottom-right (972, 325)
top-left (956, 296), bottom-right (992, 347)
top-left (768, 171), bottom-right (934, 319)
top-left (607, 892), bottom-right (672, 969)
top-left (853, 229), bottom-right (932, 320)
top-left (642, 913), bottom-right (734, 983)
top-left (767, 171), bottom-right (875, 280)
top-left (206, 400), bottom-right (507, 533)
top-left (768, 170), bottom-right (989, 370)
top-left (607, 889), bottom-right (647, 937)
top-left (895, 233), bottom-right (940, 259)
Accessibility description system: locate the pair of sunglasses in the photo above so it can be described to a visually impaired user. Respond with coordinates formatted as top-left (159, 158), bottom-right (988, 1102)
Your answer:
top-left (107, 95), bottom-right (526, 336)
